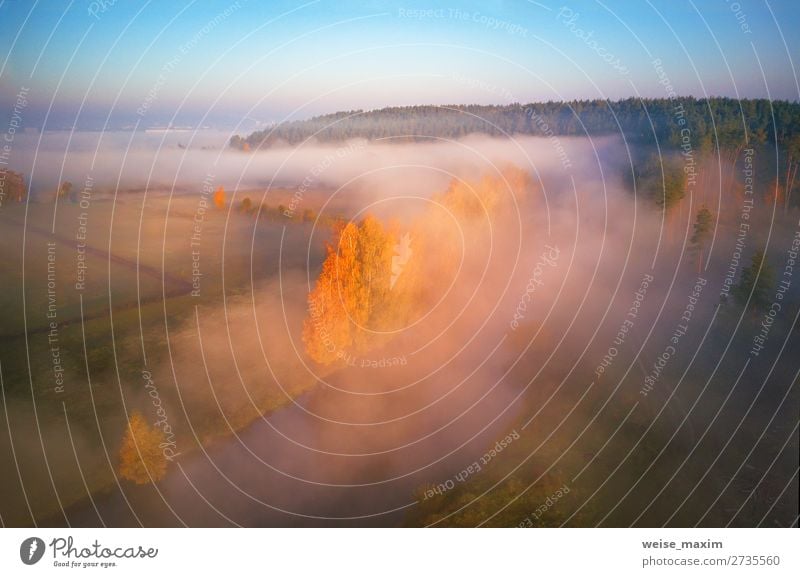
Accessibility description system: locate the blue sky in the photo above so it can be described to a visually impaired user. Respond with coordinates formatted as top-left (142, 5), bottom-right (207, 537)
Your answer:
top-left (1, 0), bottom-right (798, 129)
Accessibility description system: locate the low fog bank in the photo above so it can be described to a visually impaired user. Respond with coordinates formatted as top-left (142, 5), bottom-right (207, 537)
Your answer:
top-left (2, 130), bottom-right (797, 527)
top-left (10, 130), bottom-right (621, 202)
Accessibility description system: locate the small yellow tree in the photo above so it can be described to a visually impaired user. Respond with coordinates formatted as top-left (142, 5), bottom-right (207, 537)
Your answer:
top-left (118, 412), bottom-right (168, 484)
top-left (213, 185), bottom-right (226, 209)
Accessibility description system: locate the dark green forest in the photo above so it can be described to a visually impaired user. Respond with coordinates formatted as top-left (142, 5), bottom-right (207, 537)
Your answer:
top-left (231, 98), bottom-right (800, 152)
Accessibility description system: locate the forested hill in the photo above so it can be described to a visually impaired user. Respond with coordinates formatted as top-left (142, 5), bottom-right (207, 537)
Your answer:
top-left (230, 98), bottom-right (800, 151)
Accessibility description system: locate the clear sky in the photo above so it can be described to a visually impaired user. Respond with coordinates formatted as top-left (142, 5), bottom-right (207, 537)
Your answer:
top-left (1, 0), bottom-right (798, 129)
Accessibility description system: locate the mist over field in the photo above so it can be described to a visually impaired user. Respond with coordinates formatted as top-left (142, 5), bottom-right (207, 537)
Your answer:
top-left (13, 129), bottom-right (617, 202)
top-left (1, 2), bottom-right (799, 542)
top-left (0, 125), bottom-right (797, 528)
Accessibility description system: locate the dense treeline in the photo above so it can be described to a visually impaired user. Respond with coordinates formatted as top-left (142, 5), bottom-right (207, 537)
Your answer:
top-left (231, 98), bottom-right (800, 152)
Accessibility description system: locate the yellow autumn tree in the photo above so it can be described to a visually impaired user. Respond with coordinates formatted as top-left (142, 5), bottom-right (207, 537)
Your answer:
top-left (303, 215), bottom-right (400, 364)
top-left (302, 167), bottom-right (532, 365)
top-left (214, 185), bottom-right (226, 209)
top-left (303, 221), bottom-right (357, 364)
top-left (352, 215), bottom-right (396, 349)
top-left (118, 411), bottom-right (168, 484)
top-left (438, 166), bottom-right (530, 221)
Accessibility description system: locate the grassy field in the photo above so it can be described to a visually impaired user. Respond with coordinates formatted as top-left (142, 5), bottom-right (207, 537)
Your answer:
top-left (0, 190), bottom-right (330, 526)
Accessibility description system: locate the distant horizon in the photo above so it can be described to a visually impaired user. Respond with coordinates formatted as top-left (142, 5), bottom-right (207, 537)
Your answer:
top-left (12, 94), bottom-right (800, 134)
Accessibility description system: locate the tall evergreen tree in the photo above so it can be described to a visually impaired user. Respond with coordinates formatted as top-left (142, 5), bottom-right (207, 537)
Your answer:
top-left (689, 206), bottom-right (713, 273)
top-left (732, 249), bottom-right (774, 309)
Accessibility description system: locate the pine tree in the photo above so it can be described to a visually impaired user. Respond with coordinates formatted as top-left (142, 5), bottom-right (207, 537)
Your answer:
top-left (732, 249), bottom-right (774, 309)
top-left (689, 206), bottom-right (713, 273)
